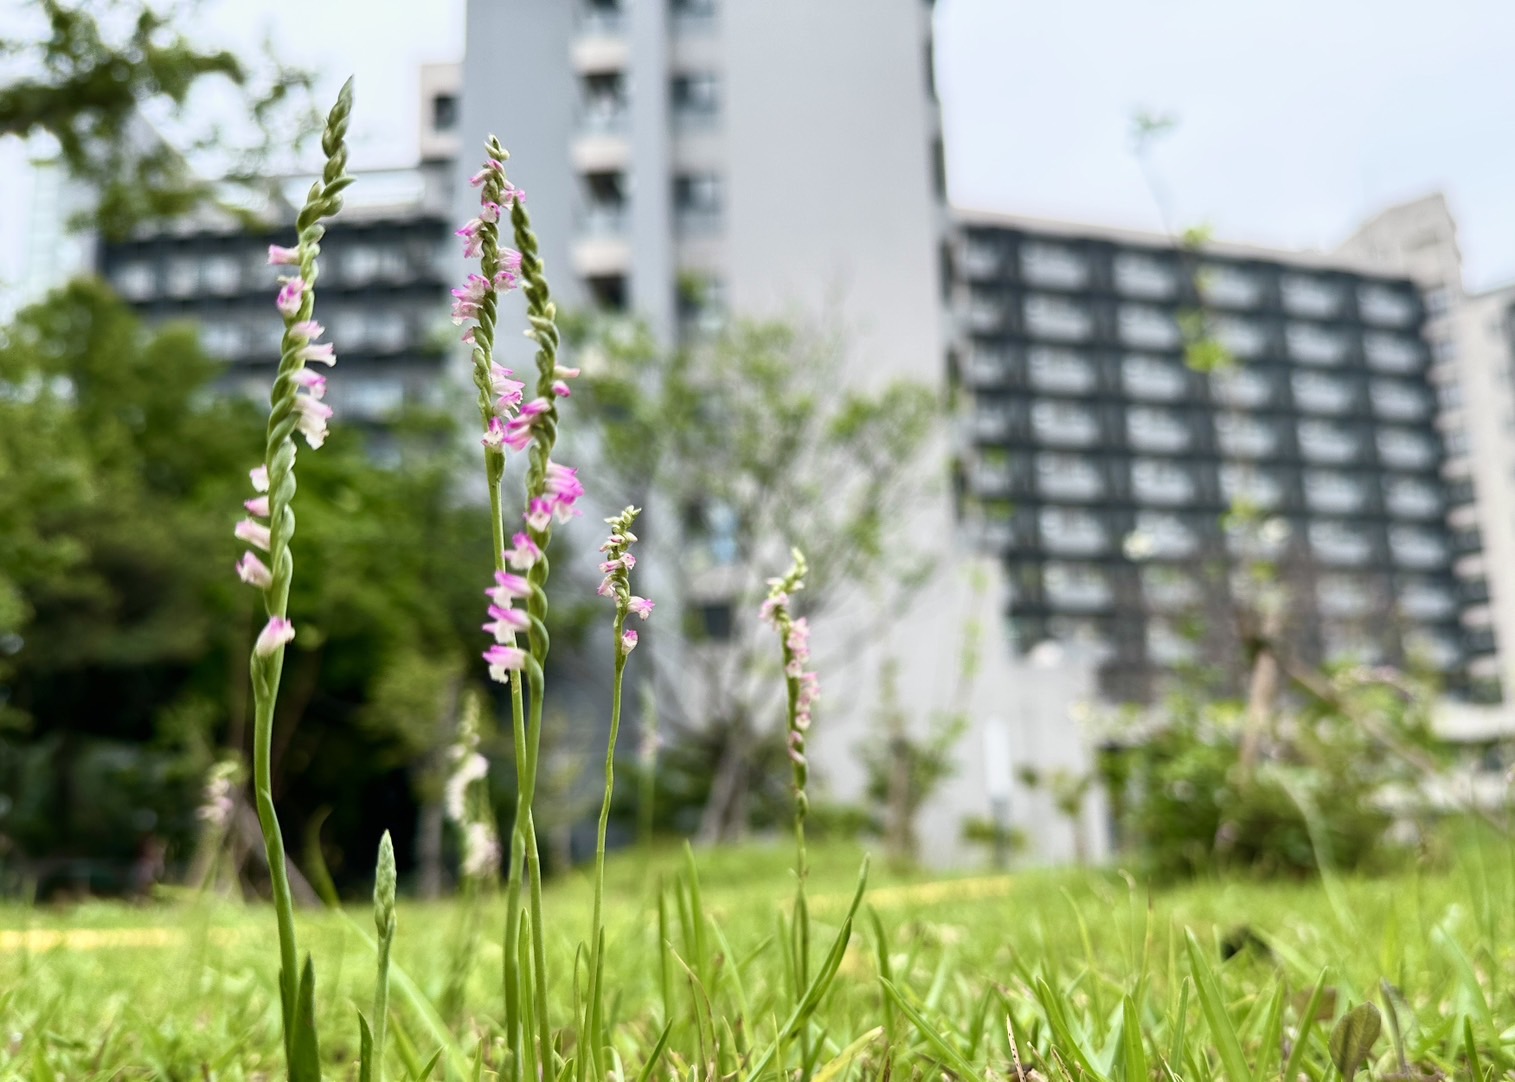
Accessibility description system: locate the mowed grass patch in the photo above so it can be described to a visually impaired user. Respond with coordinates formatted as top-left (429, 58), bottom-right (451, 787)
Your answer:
top-left (3, 828), bottom-right (1514, 1078)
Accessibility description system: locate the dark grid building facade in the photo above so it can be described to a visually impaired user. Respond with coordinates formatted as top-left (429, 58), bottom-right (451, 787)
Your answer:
top-left (96, 168), bottom-right (455, 437)
top-left (950, 213), bottom-right (1491, 704)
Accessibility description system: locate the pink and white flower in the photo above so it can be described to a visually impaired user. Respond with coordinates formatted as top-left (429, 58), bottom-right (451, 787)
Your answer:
top-left (236, 551), bottom-right (273, 588)
top-left (235, 519), bottom-right (271, 551)
top-left (255, 616), bottom-right (296, 656)
top-left (275, 278), bottom-right (305, 318)
top-left (483, 643), bottom-right (528, 683)
top-left (267, 244), bottom-right (300, 265)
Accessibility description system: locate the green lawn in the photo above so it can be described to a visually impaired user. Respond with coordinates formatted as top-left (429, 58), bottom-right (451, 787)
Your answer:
top-left (3, 828), bottom-right (1513, 1079)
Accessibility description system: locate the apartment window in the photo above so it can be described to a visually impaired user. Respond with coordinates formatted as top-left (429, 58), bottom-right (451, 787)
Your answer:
top-left (670, 72), bottom-right (719, 125)
top-left (1043, 563), bottom-right (1111, 608)
top-left (1147, 621), bottom-right (1197, 664)
top-left (1384, 478), bottom-right (1440, 518)
top-left (1285, 322), bottom-right (1347, 366)
top-left (972, 401), bottom-right (1012, 441)
top-left (582, 171), bottom-right (627, 232)
top-left (1322, 624), bottom-right (1379, 663)
top-left (111, 260), bottom-right (156, 300)
top-left (1432, 335), bottom-right (1457, 363)
top-left (1297, 420), bottom-right (1358, 464)
top-left (1425, 286), bottom-right (1451, 317)
top-left (202, 253), bottom-right (239, 294)
top-left (581, 72), bottom-right (628, 131)
top-left (165, 255), bottom-right (198, 297)
top-left (1113, 251), bottom-right (1176, 299)
top-left (1141, 567), bottom-right (1201, 609)
top-left (1118, 304), bottom-right (1181, 349)
top-left (342, 376), bottom-right (407, 420)
top-left (343, 245), bottom-right (381, 285)
top-left (1291, 371), bottom-right (1353, 414)
top-left (1279, 274), bottom-right (1342, 318)
top-left (1303, 470), bottom-right (1367, 513)
top-left (677, 273), bottom-right (726, 336)
top-left (1024, 293), bottom-right (1092, 341)
top-left (1358, 283), bottom-right (1416, 326)
top-left (1210, 315), bottom-right (1267, 358)
top-left (1199, 263), bottom-right (1262, 307)
top-left (961, 235), bottom-right (1002, 278)
top-left (1317, 575), bottom-right (1372, 618)
top-left (673, 173), bottom-right (722, 233)
top-left (1027, 346), bottom-right (1095, 393)
top-left (1364, 332), bottom-right (1423, 373)
top-left (432, 93), bottom-right (459, 133)
top-left (1389, 526), bottom-right (1447, 568)
top-left (1035, 453), bottom-right (1102, 500)
top-left (1399, 579), bottom-right (1455, 619)
top-left (1122, 354), bottom-right (1186, 400)
top-left (1215, 414), bottom-right (1277, 458)
top-left (1435, 381), bottom-right (1463, 411)
top-left (200, 321), bottom-right (246, 357)
top-left (330, 308), bottom-right (368, 350)
top-left (1309, 521), bottom-right (1373, 565)
top-left (1212, 367), bottom-right (1270, 409)
top-left (580, 0), bottom-right (625, 32)
top-left (1031, 399), bottom-right (1098, 445)
top-left (965, 343), bottom-right (1007, 385)
top-left (1403, 630), bottom-right (1459, 670)
top-left (1375, 427), bottom-right (1435, 469)
top-left (1020, 241), bottom-right (1089, 289)
top-left (587, 274), bottom-right (628, 311)
top-left (670, 0), bottom-right (716, 23)
top-left (1131, 458), bottom-right (1194, 504)
top-left (1219, 464), bottom-right (1282, 509)
top-left (369, 310), bottom-right (408, 352)
top-left (1369, 379), bottom-right (1428, 421)
top-left (1127, 406), bottom-right (1190, 453)
top-left (1133, 511), bottom-right (1198, 558)
top-left (1039, 507), bottom-right (1107, 555)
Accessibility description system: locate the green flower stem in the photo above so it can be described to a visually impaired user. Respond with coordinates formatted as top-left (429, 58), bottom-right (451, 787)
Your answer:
top-left (372, 831), bottom-right (396, 1082)
top-left (249, 77), bottom-right (352, 1064)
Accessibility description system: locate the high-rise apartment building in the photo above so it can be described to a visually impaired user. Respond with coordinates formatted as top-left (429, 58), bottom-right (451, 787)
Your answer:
top-left (951, 212), bottom-right (1475, 704)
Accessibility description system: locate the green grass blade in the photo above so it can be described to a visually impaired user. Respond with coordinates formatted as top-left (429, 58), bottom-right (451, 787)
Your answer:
top-left (1282, 969), bottom-right (1330, 1082)
top-left (812, 1026), bottom-right (885, 1082)
top-left (1184, 930), bottom-right (1250, 1082)
top-left (634, 1021), bottom-right (674, 1082)
top-left (1120, 994), bottom-right (1148, 1082)
top-left (879, 977), bottom-right (984, 1082)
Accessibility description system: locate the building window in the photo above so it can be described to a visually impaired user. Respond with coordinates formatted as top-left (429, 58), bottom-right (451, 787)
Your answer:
top-left (111, 260), bottom-right (156, 300)
top-left (587, 274), bottom-right (627, 311)
top-left (1113, 251), bottom-right (1176, 299)
top-left (369, 310), bottom-right (408, 352)
top-left (1147, 620), bottom-right (1197, 664)
top-left (670, 0), bottom-right (716, 24)
top-left (1127, 406), bottom-right (1190, 453)
top-left (1199, 263), bottom-right (1262, 307)
top-left (1035, 452), bottom-right (1102, 500)
top-left (1435, 380), bottom-right (1463, 411)
top-left (1317, 575), bottom-right (1373, 617)
top-left (1031, 399), bottom-right (1098, 445)
top-left (432, 92), bottom-right (459, 133)
top-left (1141, 567), bottom-right (1201, 609)
top-left (581, 72), bottom-right (629, 131)
top-left (1297, 420), bottom-right (1358, 464)
top-left (1024, 293), bottom-right (1093, 340)
top-left (1303, 470), bottom-right (1367, 513)
top-left (961, 235), bottom-right (1002, 278)
top-left (1425, 286), bottom-right (1451, 317)
top-left (1020, 241), bottom-right (1089, 289)
top-left (1384, 478), bottom-right (1440, 518)
top-left (1286, 322), bottom-right (1348, 366)
top-left (972, 401), bottom-right (1011, 441)
top-left (580, 0), bottom-right (626, 32)
top-left (165, 255), bottom-right (198, 297)
top-left (1280, 274), bottom-right (1342, 318)
top-left (1212, 367), bottom-right (1270, 408)
top-left (341, 376), bottom-right (407, 420)
top-left (1219, 464), bottom-right (1282, 509)
top-left (1119, 304), bottom-right (1181, 349)
top-left (1291, 371), bottom-right (1354, 414)
top-left (1039, 507), bottom-right (1107, 555)
top-left (1399, 579), bottom-right (1455, 619)
top-left (1375, 427), bottom-right (1435, 469)
top-left (1309, 521), bottom-right (1373, 565)
top-left (1358, 283), bottom-right (1416, 326)
top-left (1364, 332), bottom-right (1423, 373)
top-left (1431, 335), bottom-right (1457, 363)
top-left (697, 601), bottom-right (734, 641)
top-left (1133, 511), bottom-right (1198, 558)
top-left (1122, 353), bottom-right (1186, 400)
top-left (343, 245), bottom-right (381, 285)
top-left (581, 171), bottom-right (627, 233)
top-left (1215, 414), bottom-right (1277, 458)
top-left (200, 321), bottom-right (247, 357)
top-left (673, 173), bottom-right (722, 232)
top-left (677, 272), bottom-right (726, 336)
top-left (670, 72), bottom-right (719, 126)
top-left (202, 253), bottom-right (239, 294)
top-left (1027, 345), bottom-right (1096, 393)
top-left (1388, 525), bottom-right (1447, 568)
top-left (1369, 379), bottom-right (1428, 421)
top-left (1131, 457), bottom-right (1194, 504)
top-left (1043, 562), bottom-right (1111, 608)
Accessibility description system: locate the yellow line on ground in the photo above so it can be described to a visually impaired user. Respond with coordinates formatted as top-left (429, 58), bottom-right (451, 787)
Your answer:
top-left (0, 926), bottom-right (241, 953)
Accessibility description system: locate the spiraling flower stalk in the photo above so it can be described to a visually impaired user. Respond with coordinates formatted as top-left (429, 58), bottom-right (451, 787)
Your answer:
top-left (580, 507), bottom-right (650, 1081)
top-left (454, 135), bottom-right (581, 1075)
top-left (762, 549), bottom-right (821, 1075)
top-left (236, 78), bottom-right (353, 1076)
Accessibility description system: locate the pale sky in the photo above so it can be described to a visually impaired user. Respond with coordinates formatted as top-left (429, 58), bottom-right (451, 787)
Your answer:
top-left (4, 0), bottom-right (1515, 298)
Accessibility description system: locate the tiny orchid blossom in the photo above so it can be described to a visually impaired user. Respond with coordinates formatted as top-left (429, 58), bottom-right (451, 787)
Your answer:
top-left (598, 507), bottom-right (648, 658)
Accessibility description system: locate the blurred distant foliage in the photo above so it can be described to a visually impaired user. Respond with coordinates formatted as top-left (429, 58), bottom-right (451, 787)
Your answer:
top-left (571, 315), bottom-right (939, 843)
top-left (0, 281), bottom-right (492, 889)
top-left (0, 0), bottom-right (317, 236)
